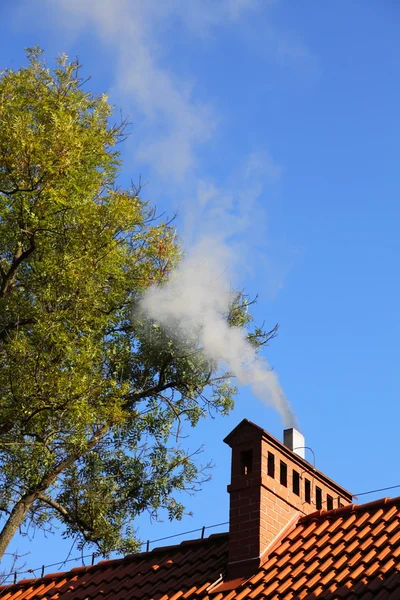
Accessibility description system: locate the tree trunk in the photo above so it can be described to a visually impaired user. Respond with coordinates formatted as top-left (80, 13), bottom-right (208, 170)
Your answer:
top-left (0, 424), bottom-right (110, 560)
top-left (0, 492), bottom-right (37, 561)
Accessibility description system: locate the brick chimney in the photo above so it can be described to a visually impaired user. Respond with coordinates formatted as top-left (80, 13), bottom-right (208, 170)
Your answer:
top-left (224, 419), bottom-right (352, 579)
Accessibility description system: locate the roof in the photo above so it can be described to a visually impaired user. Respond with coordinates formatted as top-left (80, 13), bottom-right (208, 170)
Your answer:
top-left (0, 534), bottom-right (229, 600)
top-left (235, 496), bottom-right (400, 600)
top-left (1, 496), bottom-right (400, 600)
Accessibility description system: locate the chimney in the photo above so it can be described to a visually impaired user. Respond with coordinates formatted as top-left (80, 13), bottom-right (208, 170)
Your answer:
top-left (224, 419), bottom-right (352, 579)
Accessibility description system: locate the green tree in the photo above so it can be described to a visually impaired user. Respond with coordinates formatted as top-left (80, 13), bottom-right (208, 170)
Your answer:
top-left (0, 49), bottom-right (275, 560)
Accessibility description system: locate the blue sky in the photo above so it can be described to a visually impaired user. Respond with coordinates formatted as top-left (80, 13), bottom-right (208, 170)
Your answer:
top-left (1, 0), bottom-right (400, 578)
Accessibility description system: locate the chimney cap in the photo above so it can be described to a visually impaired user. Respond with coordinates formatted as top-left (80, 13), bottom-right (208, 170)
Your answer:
top-left (283, 428), bottom-right (305, 459)
top-left (223, 418), bottom-right (264, 447)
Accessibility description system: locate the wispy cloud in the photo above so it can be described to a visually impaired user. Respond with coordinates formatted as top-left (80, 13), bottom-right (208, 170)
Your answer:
top-left (49, 0), bottom-right (265, 181)
top-left (186, 150), bottom-right (281, 247)
top-left (44, 0), bottom-right (313, 181)
top-left (182, 150), bottom-right (292, 302)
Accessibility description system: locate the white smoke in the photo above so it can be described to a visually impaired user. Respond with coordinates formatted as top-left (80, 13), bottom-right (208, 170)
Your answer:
top-left (140, 237), bottom-right (297, 428)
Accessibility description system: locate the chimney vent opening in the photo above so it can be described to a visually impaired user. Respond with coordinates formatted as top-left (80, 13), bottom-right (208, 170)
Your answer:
top-left (316, 486), bottom-right (322, 509)
top-left (292, 470), bottom-right (300, 496)
top-left (240, 449), bottom-right (253, 475)
top-left (267, 452), bottom-right (275, 478)
top-left (305, 478), bottom-right (311, 503)
top-left (280, 460), bottom-right (288, 487)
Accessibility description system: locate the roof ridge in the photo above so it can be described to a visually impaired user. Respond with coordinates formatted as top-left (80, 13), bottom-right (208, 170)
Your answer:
top-left (0, 533), bottom-right (229, 591)
top-left (299, 494), bottom-right (400, 523)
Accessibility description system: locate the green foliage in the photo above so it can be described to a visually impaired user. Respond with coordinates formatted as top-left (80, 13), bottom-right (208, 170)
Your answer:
top-left (0, 49), bottom-right (273, 557)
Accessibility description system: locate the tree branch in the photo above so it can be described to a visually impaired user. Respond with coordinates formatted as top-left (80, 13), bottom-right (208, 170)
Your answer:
top-left (0, 319), bottom-right (35, 343)
top-left (0, 174), bottom-right (46, 197)
top-left (37, 424), bottom-right (110, 492)
top-left (0, 237), bottom-right (36, 299)
top-left (123, 379), bottom-right (180, 409)
top-left (36, 493), bottom-right (95, 540)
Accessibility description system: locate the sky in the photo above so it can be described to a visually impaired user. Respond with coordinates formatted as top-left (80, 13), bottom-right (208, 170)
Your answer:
top-left (1, 0), bottom-right (400, 579)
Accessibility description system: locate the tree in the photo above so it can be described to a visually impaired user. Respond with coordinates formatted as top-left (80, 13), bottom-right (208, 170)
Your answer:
top-left (0, 49), bottom-right (275, 560)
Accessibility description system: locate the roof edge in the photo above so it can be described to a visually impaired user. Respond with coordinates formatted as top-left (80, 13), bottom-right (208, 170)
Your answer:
top-left (300, 495), bottom-right (400, 523)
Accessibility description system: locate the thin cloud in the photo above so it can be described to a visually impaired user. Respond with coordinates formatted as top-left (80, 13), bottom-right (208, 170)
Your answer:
top-left (49, 0), bottom-right (263, 181)
top-left (44, 0), bottom-right (311, 181)
top-left (188, 151), bottom-right (280, 244)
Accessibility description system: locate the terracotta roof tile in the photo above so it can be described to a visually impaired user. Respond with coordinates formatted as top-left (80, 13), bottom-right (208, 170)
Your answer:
top-left (263, 580), bottom-right (280, 596)
top-left (333, 554), bottom-right (348, 570)
top-left (273, 540), bottom-right (291, 555)
top-left (275, 552), bottom-right (291, 568)
top-left (260, 567), bottom-right (278, 585)
top-left (380, 556), bottom-right (396, 572)
top-left (247, 583), bottom-right (264, 599)
top-left (345, 538), bottom-right (360, 554)
top-left (375, 534), bottom-right (389, 549)
top-left (336, 567), bottom-right (352, 584)
top-left (358, 537), bottom-right (374, 552)
top-left (246, 571), bottom-right (264, 586)
top-left (383, 506), bottom-right (399, 523)
top-left (314, 532), bottom-right (330, 549)
top-left (276, 577), bottom-right (293, 595)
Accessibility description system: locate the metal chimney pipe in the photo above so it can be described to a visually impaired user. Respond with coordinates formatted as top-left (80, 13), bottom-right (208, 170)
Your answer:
top-left (283, 428), bottom-right (305, 460)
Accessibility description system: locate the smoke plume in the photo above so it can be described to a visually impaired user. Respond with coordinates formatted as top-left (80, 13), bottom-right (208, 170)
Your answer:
top-left (140, 238), bottom-right (298, 428)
